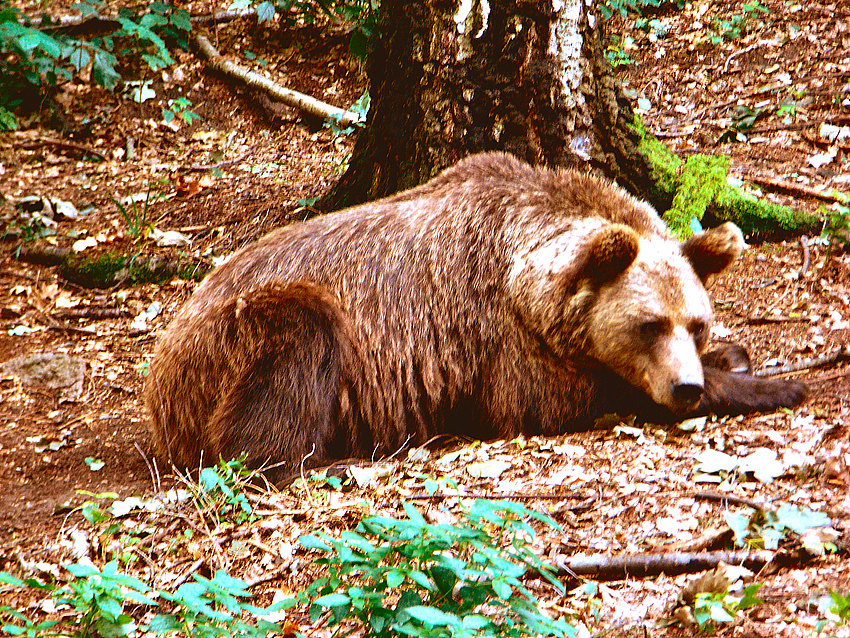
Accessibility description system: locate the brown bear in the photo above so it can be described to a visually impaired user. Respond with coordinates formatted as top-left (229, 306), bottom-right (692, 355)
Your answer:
top-left (145, 152), bottom-right (806, 483)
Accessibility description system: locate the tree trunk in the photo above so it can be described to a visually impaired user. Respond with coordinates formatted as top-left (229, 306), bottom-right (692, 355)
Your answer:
top-left (321, 0), bottom-right (655, 210)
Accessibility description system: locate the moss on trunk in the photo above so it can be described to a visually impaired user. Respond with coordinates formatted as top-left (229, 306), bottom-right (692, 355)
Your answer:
top-left (631, 117), bottom-right (819, 239)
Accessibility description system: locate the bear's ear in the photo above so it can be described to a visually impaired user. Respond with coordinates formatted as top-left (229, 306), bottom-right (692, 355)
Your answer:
top-left (581, 224), bottom-right (640, 284)
top-left (681, 222), bottom-right (746, 284)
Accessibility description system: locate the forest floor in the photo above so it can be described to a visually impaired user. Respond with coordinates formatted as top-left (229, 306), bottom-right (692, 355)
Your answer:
top-left (0, 0), bottom-right (848, 636)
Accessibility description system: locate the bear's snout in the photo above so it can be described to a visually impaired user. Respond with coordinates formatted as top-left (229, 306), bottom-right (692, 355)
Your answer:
top-left (671, 381), bottom-right (705, 411)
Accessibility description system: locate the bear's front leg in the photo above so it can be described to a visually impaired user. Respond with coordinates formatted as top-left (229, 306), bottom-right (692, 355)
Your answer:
top-left (698, 364), bottom-right (807, 416)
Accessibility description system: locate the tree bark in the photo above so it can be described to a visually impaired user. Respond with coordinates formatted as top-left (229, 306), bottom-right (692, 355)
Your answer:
top-left (321, 0), bottom-right (654, 210)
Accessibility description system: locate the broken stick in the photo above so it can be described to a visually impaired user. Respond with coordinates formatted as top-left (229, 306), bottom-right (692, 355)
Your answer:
top-left (192, 34), bottom-right (364, 129)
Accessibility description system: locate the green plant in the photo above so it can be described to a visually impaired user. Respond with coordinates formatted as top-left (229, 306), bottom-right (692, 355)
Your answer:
top-left (604, 36), bottom-right (634, 67)
top-left (600, 0), bottom-right (661, 20)
top-left (193, 458), bottom-right (256, 524)
top-left (0, 565), bottom-right (285, 638)
top-left (776, 101), bottom-right (798, 124)
top-left (57, 561), bottom-right (157, 637)
top-left (326, 89), bottom-right (370, 136)
top-left (816, 590), bottom-right (850, 636)
top-left (112, 184), bottom-right (161, 238)
top-left (77, 490), bottom-right (120, 525)
top-left (725, 503), bottom-right (832, 550)
top-left (152, 570), bottom-right (284, 637)
top-left (231, 0), bottom-right (378, 60)
top-left (0, 0), bottom-right (191, 123)
top-left (4, 210), bottom-right (56, 256)
top-left (162, 96), bottom-right (201, 125)
top-left (822, 203), bottom-right (850, 253)
top-left (634, 17), bottom-right (669, 37)
top-left (693, 584), bottom-right (762, 630)
top-left (296, 499), bottom-right (574, 638)
top-left (709, 1), bottom-right (769, 43)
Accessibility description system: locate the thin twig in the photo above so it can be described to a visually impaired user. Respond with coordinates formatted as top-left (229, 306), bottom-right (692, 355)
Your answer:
top-left (0, 269), bottom-right (38, 282)
top-left (14, 138), bottom-right (108, 161)
top-left (798, 236), bottom-right (810, 278)
top-left (169, 559), bottom-right (205, 589)
top-left (406, 492), bottom-right (595, 501)
top-left (745, 174), bottom-right (848, 204)
top-left (758, 346), bottom-right (850, 377)
top-left (723, 43), bottom-right (760, 74)
top-left (747, 314), bottom-right (805, 325)
top-left (247, 565), bottom-right (290, 587)
top-left (693, 490), bottom-right (766, 509)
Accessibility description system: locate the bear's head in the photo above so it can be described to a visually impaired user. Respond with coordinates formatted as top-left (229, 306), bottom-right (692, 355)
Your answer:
top-left (510, 221), bottom-right (746, 414)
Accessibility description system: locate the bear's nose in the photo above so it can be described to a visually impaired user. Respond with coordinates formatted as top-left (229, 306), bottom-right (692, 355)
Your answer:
top-left (671, 382), bottom-right (704, 408)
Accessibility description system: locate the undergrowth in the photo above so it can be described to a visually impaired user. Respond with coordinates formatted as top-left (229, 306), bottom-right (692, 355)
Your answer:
top-left (0, 461), bottom-right (574, 638)
top-left (0, 0), bottom-right (190, 128)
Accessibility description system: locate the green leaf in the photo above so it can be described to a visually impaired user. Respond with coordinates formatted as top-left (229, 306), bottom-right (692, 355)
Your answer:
top-left (257, 1), bottom-right (276, 22)
top-left (775, 504), bottom-right (831, 535)
top-left (405, 606), bottom-right (460, 627)
top-left (65, 562), bottom-right (100, 578)
top-left (299, 534), bottom-right (331, 551)
top-left (170, 10), bottom-right (192, 32)
top-left (402, 501), bottom-right (427, 526)
top-left (140, 13), bottom-right (168, 28)
top-left (314, 593), bottom-right (350, 607)
top-left (724, 510), bottom-right (751, 547)
top-left (737, 584), bottom-right (763, 610)
top-left (386, 569), bottom-right (405, 588)
top-left (92, 50), bottom-right (120, 90)
top-left (148, 614), bottom-right (180, 633)
top-left (0, 572), bottom-right (27, 587)
top-left (1, 624), bottom-right (27, 636)
top-left (407, 570), bottom-right (435, 591)
top-left (17, 31), bottom-right (41, 51)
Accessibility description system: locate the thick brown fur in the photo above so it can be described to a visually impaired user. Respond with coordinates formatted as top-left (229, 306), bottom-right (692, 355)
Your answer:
top-left (146, 152), bottom-right (806, 482)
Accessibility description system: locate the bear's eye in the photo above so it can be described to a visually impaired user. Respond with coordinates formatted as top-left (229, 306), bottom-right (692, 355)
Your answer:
top-left (638, 320), bottom-right (667, 340)
top-left (690, 320), bottom-right (709, 345)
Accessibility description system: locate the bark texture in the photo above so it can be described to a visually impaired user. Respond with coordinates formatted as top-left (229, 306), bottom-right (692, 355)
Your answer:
top-left (322, 0), bottom-right (654, 210)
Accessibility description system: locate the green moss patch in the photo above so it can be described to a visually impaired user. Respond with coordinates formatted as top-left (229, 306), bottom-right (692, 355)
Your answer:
top-left (630, 116), bottom-right (819, 239)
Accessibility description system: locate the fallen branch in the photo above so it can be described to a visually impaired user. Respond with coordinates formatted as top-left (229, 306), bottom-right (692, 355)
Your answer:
top-left (693, 490), bottom-right (766, 509)
top-left (745, 174), bottom-right (848, 205)
top-left (556, 550), bottom-right (776, 580)
top-left (723, 42), bottom-right (760, 74)
top-left (747, 314), bottom-right (805, 325)
top-left (192, 33), bottom-right (364, 129)
top-left (406, 492), bottom-right (595, 501)
top-left (53, 306), bottom-right (131, 320)
top-left (758, 346), bottom-right (850, 377)
top-left (13, 137), bottom-right (108, 161)
top-left (15, 244), bottom-right (206, 288)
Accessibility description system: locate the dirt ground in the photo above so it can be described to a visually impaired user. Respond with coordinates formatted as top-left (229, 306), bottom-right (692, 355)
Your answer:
top-left (0, 0), bottom-right (848, 635)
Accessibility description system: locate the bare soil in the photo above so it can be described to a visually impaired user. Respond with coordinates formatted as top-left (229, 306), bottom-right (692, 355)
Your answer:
top-left (0, 1), bottom-right (848, 635)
